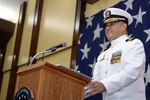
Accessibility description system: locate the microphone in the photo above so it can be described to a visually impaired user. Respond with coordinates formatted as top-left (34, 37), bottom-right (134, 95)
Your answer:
top-left (29, 41), bottom-right (67, 65)
top-left (45, 41), bottom-right (67, 51)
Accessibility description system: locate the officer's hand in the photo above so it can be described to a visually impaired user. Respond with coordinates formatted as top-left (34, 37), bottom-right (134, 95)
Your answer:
top-left (84, 80), bottom-right (106, 97)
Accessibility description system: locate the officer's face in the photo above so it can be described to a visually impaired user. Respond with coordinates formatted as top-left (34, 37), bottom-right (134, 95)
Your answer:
top-left (105, 21), bottom-right (127, 41)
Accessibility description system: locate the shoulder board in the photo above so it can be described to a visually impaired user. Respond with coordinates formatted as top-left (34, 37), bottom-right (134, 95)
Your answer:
top-left (99, 51), bottom-right (103, 54)
top-left (125, 37), bottom-right (136, 42)
top-left (99, 46), bottom-right (110, 54)
top-left (99, 49), bottom-right (107, 54)
top-left (105, 43), bottom-right (111, 50)
top-left (99, 43), bottom-right (111, 54)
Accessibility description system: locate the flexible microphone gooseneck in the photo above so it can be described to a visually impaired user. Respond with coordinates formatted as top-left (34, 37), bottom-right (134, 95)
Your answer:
top-left (29, 42), bottom-right (67, 65)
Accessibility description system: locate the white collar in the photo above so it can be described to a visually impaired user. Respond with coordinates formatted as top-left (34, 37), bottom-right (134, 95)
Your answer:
top-left (111, 35), bottom-right (128, 46)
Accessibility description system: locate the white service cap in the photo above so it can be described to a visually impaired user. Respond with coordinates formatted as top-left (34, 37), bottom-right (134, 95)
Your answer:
top-left (103, 8), bottom-right (133, 25)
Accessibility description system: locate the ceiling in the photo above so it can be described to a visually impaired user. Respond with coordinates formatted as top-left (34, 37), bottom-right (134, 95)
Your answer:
top-left (0, 0), bottom-right (27, 23)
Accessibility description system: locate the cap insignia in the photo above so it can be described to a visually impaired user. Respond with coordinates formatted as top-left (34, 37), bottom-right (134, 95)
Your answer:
top-left (105, 10), bottom-right (111, 18)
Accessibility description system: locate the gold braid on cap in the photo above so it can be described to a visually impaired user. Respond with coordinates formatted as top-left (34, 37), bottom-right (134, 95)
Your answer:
top-left (104, 17), bottom-right (126, 24)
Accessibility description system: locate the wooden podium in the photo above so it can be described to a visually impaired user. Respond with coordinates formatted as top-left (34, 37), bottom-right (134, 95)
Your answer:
top-left (15, 61), bottom-right (91, 100)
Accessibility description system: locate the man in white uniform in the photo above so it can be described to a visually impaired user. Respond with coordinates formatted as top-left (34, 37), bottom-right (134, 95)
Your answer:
top-left (85, 8), bottom-right (146, 100)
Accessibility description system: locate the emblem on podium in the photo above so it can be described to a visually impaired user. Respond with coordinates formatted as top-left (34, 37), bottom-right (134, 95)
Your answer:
top-left (14, 87), bottom-right (34, 100)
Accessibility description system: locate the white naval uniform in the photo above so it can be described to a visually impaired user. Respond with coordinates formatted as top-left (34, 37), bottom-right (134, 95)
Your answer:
top-left (93, 35), bottom-right (146, 100)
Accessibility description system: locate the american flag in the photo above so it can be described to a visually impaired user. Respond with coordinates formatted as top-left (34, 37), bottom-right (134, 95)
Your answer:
top-left (75, 0), bottom-right (150, 99)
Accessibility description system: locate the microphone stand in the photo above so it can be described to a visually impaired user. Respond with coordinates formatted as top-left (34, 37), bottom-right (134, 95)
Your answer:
top-left (29, 42), bottom-right (67, 66)
top-left (29, 49), bottom-right (53, 66)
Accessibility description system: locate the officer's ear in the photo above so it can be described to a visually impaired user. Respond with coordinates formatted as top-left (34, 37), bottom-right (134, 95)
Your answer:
top-left (121, 22), bottom-right (127, 30)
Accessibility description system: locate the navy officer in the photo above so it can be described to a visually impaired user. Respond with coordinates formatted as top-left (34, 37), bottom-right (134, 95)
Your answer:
top-left (85, 7), bottom-right (146, 100)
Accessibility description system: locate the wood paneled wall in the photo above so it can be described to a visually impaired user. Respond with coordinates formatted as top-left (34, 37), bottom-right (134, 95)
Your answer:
top-left (6, 2), bottom-right (27, 100)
